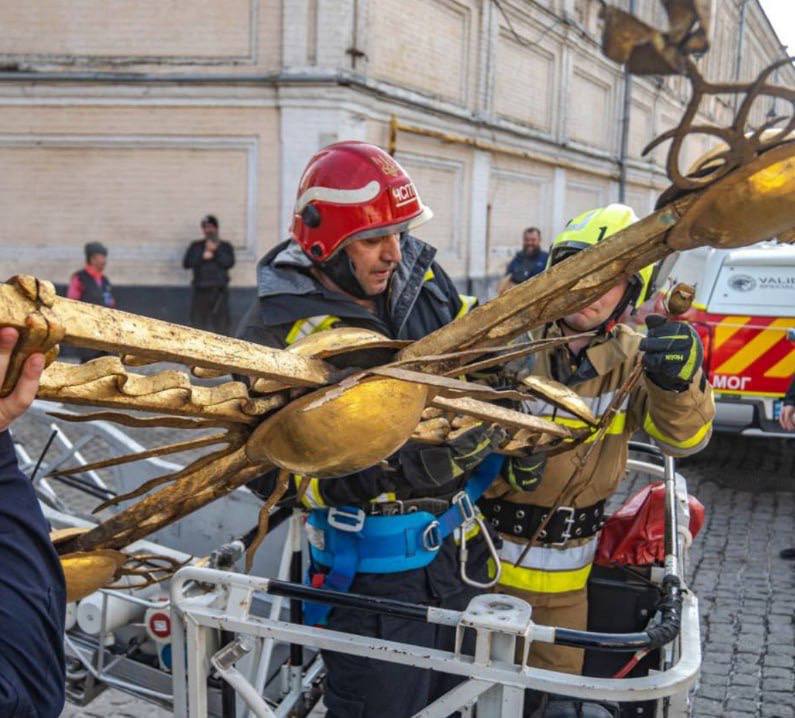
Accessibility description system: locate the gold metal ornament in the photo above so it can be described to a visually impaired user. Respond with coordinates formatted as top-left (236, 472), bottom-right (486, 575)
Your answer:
top-left (247, 376), bottom-right (430, 477)
top-left (1, 0), bottom-right (794, 586)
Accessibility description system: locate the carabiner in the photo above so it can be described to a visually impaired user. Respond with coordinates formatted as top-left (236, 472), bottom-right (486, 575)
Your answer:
top-left (458, 513), bottom-right (502, 589)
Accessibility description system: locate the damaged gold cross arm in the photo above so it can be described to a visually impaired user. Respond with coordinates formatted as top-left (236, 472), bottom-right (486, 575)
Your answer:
top-left (0, 278), bottom-right (333, 388)
top-left (37, 357), bottom-right (283, 423)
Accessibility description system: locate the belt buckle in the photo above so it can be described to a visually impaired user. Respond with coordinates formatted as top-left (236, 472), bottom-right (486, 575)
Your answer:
top-left (550, 506), bottom-right (576, 547)
top-left (327, 506), bottom-right (366, 532)
top-left (375, 500), bottom-right (404, 516)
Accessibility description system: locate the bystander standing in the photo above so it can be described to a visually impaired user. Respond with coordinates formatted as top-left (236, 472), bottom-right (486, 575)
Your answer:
top-left (497, 227), bottom-right (548, 294)
top-left (183, 215), bottom-right (235, 334)
top-left (66, 242), bottom-right (116, 362)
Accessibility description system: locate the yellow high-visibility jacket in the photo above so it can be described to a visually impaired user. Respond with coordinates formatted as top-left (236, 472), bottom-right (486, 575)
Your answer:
top-left (485, 322), bottom-right (715, 598)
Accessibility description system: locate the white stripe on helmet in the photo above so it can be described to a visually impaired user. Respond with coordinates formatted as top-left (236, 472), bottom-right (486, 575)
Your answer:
top-left (295, 180), bottom-right (381, 213)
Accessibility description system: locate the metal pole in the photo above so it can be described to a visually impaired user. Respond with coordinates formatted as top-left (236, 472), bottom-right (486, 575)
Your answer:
top-left (186, 616), bottom-right (211, 718)
top-left (247, 512), bottom-right (300, 718)
top-left (734, 0), bottom-right (749, 111)
top-left (468, 632), bottom-right (523, 717)
top-left (171, 602), bottom-right (188, 716)
top-left (618, 0), bottom-right (635, 203)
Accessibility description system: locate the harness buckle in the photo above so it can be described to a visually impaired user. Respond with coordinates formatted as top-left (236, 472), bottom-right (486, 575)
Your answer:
top-left (327, 506), bottom-right (366, 533)
top-left (374, 500), bottom-right (404, 516)
top-left (452, 491), bottom-right (476, 525)
top-left (550, 506), bottom-right (576, 547)
top-left (422, 521), bottom-right (442, 552)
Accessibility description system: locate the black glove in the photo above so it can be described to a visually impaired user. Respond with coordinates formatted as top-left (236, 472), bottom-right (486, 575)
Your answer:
top-left (639, 314), bottom-right (703, 391)
top-left (447, 422), bottom-right (508, 479)
top-left (504, 452), bottom-right (546, 493)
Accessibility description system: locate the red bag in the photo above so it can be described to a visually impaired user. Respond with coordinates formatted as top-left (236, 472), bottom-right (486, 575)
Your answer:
top-left (595, 482), bottom-right (705, 566)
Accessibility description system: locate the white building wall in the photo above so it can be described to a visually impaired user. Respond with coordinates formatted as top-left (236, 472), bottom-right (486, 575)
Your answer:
top-left (0, 0), bottom-right (792, 302)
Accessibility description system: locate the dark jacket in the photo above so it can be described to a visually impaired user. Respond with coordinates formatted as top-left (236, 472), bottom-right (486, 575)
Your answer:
top-left (785, 375), bottom-right (795, 407)
top-left (238, 236), bottom-right (476, 507)
top-left (506, 249), bottom-right (548, 284)
top-left (183, 239), bottom-right (235, 288)
top-left (68, 268), bottom-right (115, 308)
top-left (0, 431), bottom-right (66, 718)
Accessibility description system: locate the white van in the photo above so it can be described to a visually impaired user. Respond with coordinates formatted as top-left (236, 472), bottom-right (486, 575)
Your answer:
top-left (651, 241), bottom-right (795, 436)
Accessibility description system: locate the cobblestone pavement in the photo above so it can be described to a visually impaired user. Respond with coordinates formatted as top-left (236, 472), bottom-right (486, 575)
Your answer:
top-left (9, 404), bottom-right (793, 717)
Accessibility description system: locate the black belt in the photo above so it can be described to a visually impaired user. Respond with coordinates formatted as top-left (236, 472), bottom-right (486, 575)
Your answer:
top-left (367, 497), bottom-right (451, 516)
top-left (479, 498), bottom-right (606, 546)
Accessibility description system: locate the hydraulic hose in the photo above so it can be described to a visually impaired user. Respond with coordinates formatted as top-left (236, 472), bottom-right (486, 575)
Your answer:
top-left (261, 574), bottom-right (684, 653)
top-left (554, 575), bottom-right (682, 653)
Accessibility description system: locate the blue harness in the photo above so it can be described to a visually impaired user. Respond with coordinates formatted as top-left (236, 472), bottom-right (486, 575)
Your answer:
top-left (303, 453), bottom-right (505, 625)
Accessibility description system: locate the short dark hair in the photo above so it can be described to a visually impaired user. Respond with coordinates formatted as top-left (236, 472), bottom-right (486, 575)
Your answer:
top-left (202, 214), bottom-right (219, 229)
top-left (523, 227), bottom-right (541, 238)
top-left (84, 241), bottom-right (108, 262)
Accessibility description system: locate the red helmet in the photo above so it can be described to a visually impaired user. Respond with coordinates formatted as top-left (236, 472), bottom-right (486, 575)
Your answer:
top-left (290, 141), bottom-right (433, 263)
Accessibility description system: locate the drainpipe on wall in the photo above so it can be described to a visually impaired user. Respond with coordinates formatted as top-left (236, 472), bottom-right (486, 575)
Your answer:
top-left (617, 0), bottom-right (635, 203)
top-left (734, 0), bottom-right (749, 111)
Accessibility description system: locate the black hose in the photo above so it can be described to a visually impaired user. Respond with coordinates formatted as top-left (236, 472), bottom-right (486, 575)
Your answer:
top-left (49, 473), bottom-right (116, 501)
top-left (267, 580), bottom-right (430, 623)
top-left (555, 575), bottom-right (683, 652)
top-left (644, 576), bottom-right (683, 649)
top-left (289, 545), bottom-right (303, 668)
top-left (30, 429), bottom-right (58, 483)
top-left (259, 572), bottom-right (684, 653)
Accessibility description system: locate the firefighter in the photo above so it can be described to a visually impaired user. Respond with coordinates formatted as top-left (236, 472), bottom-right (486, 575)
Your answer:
top-left (480, 204), bottom-right (715, 715)
top-left (238, 141), bottom-right (505, 718)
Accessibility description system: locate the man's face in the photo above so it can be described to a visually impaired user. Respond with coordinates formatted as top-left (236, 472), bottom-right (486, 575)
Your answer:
top-left (88, 253), bottom-right (107, 272)
top-left (523, 231), bottom-right (541, 254)
top-left (344, 233), bottom-right (402, 296)
top-left (202, 222), bottom-right (218, 240)
top-left (562, 277), bottom-right (629, 331)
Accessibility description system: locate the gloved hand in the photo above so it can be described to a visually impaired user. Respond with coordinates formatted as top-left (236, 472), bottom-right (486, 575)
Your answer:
top-left (447, 422), bottom-right (508, 478)
top-left (504, 452), bottom-right (547, 493)
top-left (639, 315), bottom-right (703, 392)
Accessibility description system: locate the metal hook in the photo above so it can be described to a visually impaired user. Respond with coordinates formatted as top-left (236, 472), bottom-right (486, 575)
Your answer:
top-left (459, 513), bottom-right (502, 589)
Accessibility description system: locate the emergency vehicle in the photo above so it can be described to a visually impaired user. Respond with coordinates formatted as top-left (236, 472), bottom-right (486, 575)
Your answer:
top-left (653, 240), bottom-right (795, 436)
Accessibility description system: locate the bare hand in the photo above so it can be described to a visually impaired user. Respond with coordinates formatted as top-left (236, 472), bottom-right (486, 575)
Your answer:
top-left (780, 404), bottom-right (795, 432)
top-left (0, 328), bottom-right (45, 434)
top-left (202, 249), bottom-right (214, 260)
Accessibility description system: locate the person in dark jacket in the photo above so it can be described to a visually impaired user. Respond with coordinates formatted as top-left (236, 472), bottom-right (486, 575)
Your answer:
top-left (67, 242), bottom-right (116, 362)
top-left (497, 227), bottom-right (549, 294)
top-left (183, 215), bottom-right (235, 334)
top-left (238, 142), bottom-right (504, 718)
top-left (0, 328), bottom-right (66, 718)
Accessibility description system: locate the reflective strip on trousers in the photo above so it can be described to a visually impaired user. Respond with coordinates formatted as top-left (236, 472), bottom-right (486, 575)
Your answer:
top-left (494, 537), bottom-right (597, 593)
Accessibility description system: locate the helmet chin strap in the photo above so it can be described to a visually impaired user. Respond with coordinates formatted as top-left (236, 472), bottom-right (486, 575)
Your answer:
top-left (319, 249), bottom-right (374, 300)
